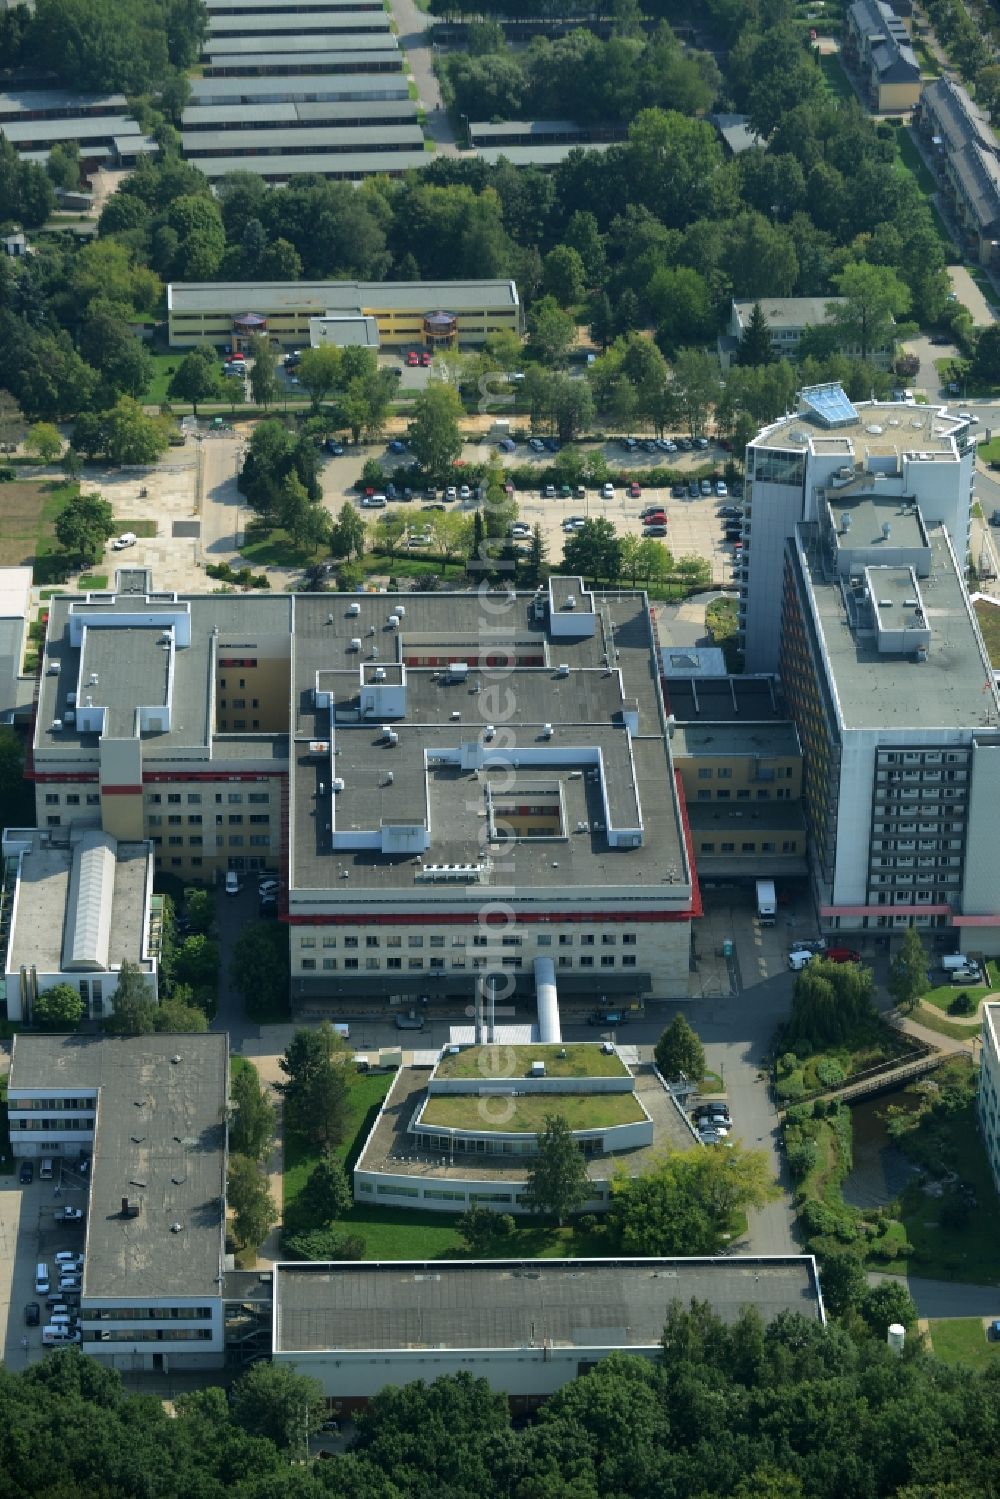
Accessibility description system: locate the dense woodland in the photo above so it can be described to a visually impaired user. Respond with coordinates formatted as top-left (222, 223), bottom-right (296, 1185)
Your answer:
top-left (4, 1307), bottom-right (1000, 1499)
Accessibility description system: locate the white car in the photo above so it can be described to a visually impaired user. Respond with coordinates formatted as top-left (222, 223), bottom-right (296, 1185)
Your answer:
top-left (225, 870), bottom-right (240, 896)
top-left (60, 1206), bottom-right (83, 1222)
top-left (788, 949), bottom-right (813, 971)
top-left (258, 876), bottom-right (279, 898)
top-left (601, 483), bottom-right (614, 499)
top-left (55, 1251), bottom-right (83, 1268)
top-left (111, 533), bottom-right (136, 550)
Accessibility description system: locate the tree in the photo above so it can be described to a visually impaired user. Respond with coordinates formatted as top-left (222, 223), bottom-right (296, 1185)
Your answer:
top-left (608, 1145), bottom-right (777, 1256)
top-left (230, 1059), bottom-right (276, 1161)
top-left (227, 1153), bottom-right (278, 1250)
top-left (102, 396), bottom-right (169, 465)
top-left (296, 1152), bottom-right (353, 1225)
top-left (858, 1280), bottom-right (918, 1337)
top-left (55, 492), bottom-right (115, 566)
top-left (457, 1205), bottom-right (503, 1255)
top-left (971, 323), bottom-right (1000, 383)
top-left (297, 345), bottom-right (342, 412)
top-left (168, 346), bottom-right (226, 414)
top-left (231, 1361), bottom-right (324, 1452)
top-left (543, 244), bottom-right (587, 307)
top-left (230, 919), bottom-right (289, 1021)
top-left (528, 295), bottom-right (576, 365)
top-left (407, 382), bottom-right (464, 482)
top-left (738, 301), bottom-right (775, 366)
top-left (0, 727), bottom-right (25, 828)
top-left (589, 289), bottom-right (614, 350)
top-left (0, 389), bottom-right (26, 453)
top-left (182, 887), bottom-right (215, 935)
top-left (173, 933), bottom-right (220, 990)
top-left (787, 958), bottom-right (878, 1051)
top-left (25, 421), bottom-right (62, 462)
top-left (522, 1113), bottom-right (591, 1225)
top-left (46, 139), bottom-right (80, 192)
top-left (654, 1013), bottom-right (705, 1082)
top-left (818, 1250), bottom-right (868, 1318)
top-left (672, 348), bottom-right (718, 436)
top-left (276, 1022), bottom-right (350, 1149)
top-left (562, 516), bottom-right (622, 583)
top-left (34, 982), bottom-right (84, 1030)
top-left (330, 500), bottom-right (366, 561)
top-left (247, 333), bottom-right (278, 409)
top-left (887, 928), bottom-right (929, 1015)
top-left (374, 508), bottom-right (407, 558)
top-left (105, 959), bottom-right (157, 1034)
top-left (827, 261), bottom-right (911, 365)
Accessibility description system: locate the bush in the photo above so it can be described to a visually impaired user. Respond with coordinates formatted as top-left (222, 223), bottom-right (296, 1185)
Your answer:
top-left (786, 1138), bottom-right (819, 1181)
top-left (778, 1052), bottom-right (799, 1075)
top-left (815, 1059), bottom-right (846, 1087)
top-left (948, 992), bottom-right (974, 1016)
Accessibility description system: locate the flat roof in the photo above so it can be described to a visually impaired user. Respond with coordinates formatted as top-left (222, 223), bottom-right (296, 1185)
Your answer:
top-left (208, 9), bottom-right (392, 29)
top-left (7, 829), bottom-right (151, 978)
top-left (665, 677), bottom-right (787, 723)
top-left (356, 1064), bottom-right (693, 1184)
top-left (189, 74), bottom-right (409, 100)
top-left (80, 626), bottom-right (170, 738)
top-left (202, 31), bottom-right (396, 53)
top-left (800, 525), bottom-right (1000, 732)
top-left (434, 1042), bottom-right (628, 1080)
top-left (1, 115), bottom-right (141, 143)
top-left (9, 1033), bottom-right (228, 1300)
top-left (0, 89), bottom-right (127, 114)
top-left (751, 398), bottom-right (966, 457)
top-left (732, 296), bottom-right (844, 330)
top-left (288, 590), bottom-right (684, 895)
top-left (273, 1256), bottom-right (823, 1353)
top-left (672, 721), bottom-right (801, 758)
top-left (183, 123), bottom-right (421, 150)
top-left (476, 143), bottom-right (610, 167)
top-left (182, 99), bottom-right (417, 126)
top-left (168, 278), bottom-right (519, 314)
top-left (188, 148), bottom-right (428, 178)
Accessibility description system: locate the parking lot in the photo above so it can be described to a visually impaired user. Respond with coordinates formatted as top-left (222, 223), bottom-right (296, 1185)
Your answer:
top-left (318, 438), bottom-right (742, 585)
top-left (0, 1158), bottom-right (88, 1367)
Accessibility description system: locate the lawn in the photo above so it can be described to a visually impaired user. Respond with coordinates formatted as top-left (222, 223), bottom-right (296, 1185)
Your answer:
top-left (420, 1090), bottom-right (645, 1133)
top-left (434, 1042), bottom-right (628, 1081)
top-left (283, 1069), bottom-right (395, 1214)
top-left (896, 127), bottom-right (938, 197)
top-left (78, 574), bottom-right (108, 589)
top-left (927, 1318), bottom-right (1000, 1369)
top-left (146, 349), bottom-right (183, 406)
top-left (819, 52), bottom-right (855, 101)
top-left (919, 959), bottom-right (999, 1012)
top-left (240, 528), bottom-right (319, 571)
top-left (908, 1004), bottom-right (981, 1041)
top-left (0, 479), bottom-right (78, 578)
top-left (974, 599), bottom-right (1000, 665)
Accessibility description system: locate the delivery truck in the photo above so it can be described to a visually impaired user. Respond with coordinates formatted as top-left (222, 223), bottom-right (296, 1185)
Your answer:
top-left (756, 879), bottom-right (777, 926)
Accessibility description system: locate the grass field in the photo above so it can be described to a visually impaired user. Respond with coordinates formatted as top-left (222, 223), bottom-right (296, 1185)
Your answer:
top-left (420, 1090), bottom-right (645, 1132)
top-left (974, 598), bottom-right (1000, 664)
top-left (909, 1004), bottom-right (981, 1041)
top-left (434, 1043), bottom-right (628, 1081)
top-left (78, 574), bottom-right (108, 589)
top-left (918, 958), bottom-right (998, 1013)
top-left (928, 1318), bottom-right (1000, 1369)
top-left (820, 52), bottom-right (855, 101)
top-left (0, 480), bottom-right (78, 574)
top-left (146, 350), bottom-right (182, 406)
top-left (283, 1069), bottom-right (395, 1213)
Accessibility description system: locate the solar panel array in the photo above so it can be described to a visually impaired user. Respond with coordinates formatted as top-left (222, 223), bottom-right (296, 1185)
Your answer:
top-left (801, 383), bottom-right (858, 428)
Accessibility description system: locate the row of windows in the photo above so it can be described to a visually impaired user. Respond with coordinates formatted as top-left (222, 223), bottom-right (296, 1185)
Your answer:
top-left (87, 1306), bottom-right (212, 1320)
top-left (699, 840), bottom-right (801, 854)
top-left (696, 766), bottom-right (795, 780)
top-left (218, 698), bottom-right (261, 710)
top-left (150, 834), bottom-right (270, 848)
top-left (217, 720), bottom-right (262, 731)
top-left (146, 792), bottom-right (270, 805)
top-left (87, 1329), bottom-right (213, 1343)
top-left (302, 955), bottom-right (638, 971)
top-left (695, 788), bottom-right (792, 802)
top-left (44, 792), bottom-right (100, 807)
top-left (15, 1117), bottom-right (94, 1130)
top-left (9, 1096), bottom-right (94, 1110)
top-left (300, 931), bottom-right (637, 949)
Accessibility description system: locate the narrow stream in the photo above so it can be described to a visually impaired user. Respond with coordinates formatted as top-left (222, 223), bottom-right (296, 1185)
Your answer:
top-left (841, 1093), bottom-right (922, 1210)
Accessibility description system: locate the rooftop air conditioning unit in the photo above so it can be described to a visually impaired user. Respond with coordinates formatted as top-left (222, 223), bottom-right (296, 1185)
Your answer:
top-left (387, 616), bottom-right (399, 629)
top-left (332, 777), bottom-right (345, 792)
top-left (394, 605), bottom-right (405, 617)
top-left (556, 663), bottom-right (569, 677)
top-left (564, 595), bottom-right (576, 609)
top-left (542, 723), bottom-right (553, 738)
top-left (347, 602), bottom-right (361, 616)
top-left (50, 719), bottom-right (62, 732)
top-left (349, 638), bottom-right (361, 651)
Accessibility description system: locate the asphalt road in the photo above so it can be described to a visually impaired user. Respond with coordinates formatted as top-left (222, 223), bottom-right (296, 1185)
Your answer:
top-left (870, 1272), bottom-right (1000, 1318)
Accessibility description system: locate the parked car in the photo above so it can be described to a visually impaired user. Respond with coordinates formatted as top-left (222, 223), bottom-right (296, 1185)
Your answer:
top-left (497, 438), bottom-right (516, 453)
top-left (420, 351), bottom-right (432, 366)
top-left (406, 351), bottom-right (419, 367)
top-left (657, 438), bottom-right (677, 452)
top-left (601, 483), bottom-right (614, 499)
top-left (693, 436), bottom-right (710, 449)
top-left (719, 504), bottom-right (743, 519)
top-left (628, 481), bottom-right (642, 498)
top-left (387, 439), bottom-right (407, 455)
top-left (643, 524), bottom-right (668, 536)
top-left (60, 1206), bottom-right (83, 1223)
top-left (528, 437), bottom-right (546, 452)
top-left (671, 484), bottom-right (687, 498)
top-left (325, 440), bottom-right (344, 456)
top-left (825, 946), bottom-right (862, 964)
top-left (715, 480), bottom-right (728, 496)
top-left (950, 964), bottom-right (982, 985)
top-left (224, 870), bottom-right (240, 895)
top-left (544, 437), bottom-right (560, 453)
top-left (25, 1302), bottom-right (40, 1327)
top-left (258, 876), bottom-right (279, 898)
top-left (360, 494), bottom-right (387, 509)
top-left (19, 1160), bottom-right (33, 1184)
top-left (788, 949), bottom-right (813, 971)
top-left (621, 437), bottom-right (637, 452)
top-left (112, 532), bottom-right (137, 550)
top-left (510, 524), bottom-right (531, 539)
top-left (458, 484), bottom-right (472, 501)
top-left (687, 482), bottom-right (699, 498)
top-left (542, 485), bottom-right (556, 499)
top-left (790, 939), bottom-right (827, 954)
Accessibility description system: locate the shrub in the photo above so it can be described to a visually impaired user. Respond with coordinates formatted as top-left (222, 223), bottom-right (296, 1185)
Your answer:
top-left (786, 1138), bottom-right (819, 1181)
top-left (577, 1213), bottom-right (598, 1233)
top-left (778, 1052), bottom-right (799, 1075)
top-left (815, 1059), bottom-right (846, 1087)
top-left (948, 992), bottom-right (974, 1016)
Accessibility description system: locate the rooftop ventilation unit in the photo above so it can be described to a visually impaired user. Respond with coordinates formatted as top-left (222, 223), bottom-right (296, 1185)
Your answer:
top-left (841, 513), bottom-right (851, 533)
top-left (881, 523), bottom-right (892, 540)
top-left (332, 777), bottom-right (345, 792)
top-left (414, 863), bottom-right (488, 883)
top-left (347, 602), bottom-right (360, 616)
top-left (484, 724), bottom-right (495, 741)
top-left (46, 660), bottom-right (60, 675)
top-left (556, 663), bottom-right (569, 678)
top-left (564, 594), bottom-right (576, 610)
top-left (348, 637), bottom-right (361, 651)
top-left (448, 662), bottom-right (469, 681)
top-left (373, 667), bottom-right (386, 682)
top-left (385, 730), bottom-right (398, 746)
top-left (451, 710), bottom-right (461, 720)
top-left (393, 605), bottom-right (405, 618)
top-left (541, 722), bottom-right (554, 738)
top-left (387, 615), bottom-right (399, 629)
top-left (120, 1197), bottom-right (140, 1219)
top-left (879, 598), bottom-right (893, 607)
top-left (50, 719), bottom-right (62, 732)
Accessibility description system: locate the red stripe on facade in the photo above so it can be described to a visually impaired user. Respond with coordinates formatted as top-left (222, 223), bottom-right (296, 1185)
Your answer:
top-left (673, 768), bottom-right (701, 920)
top-left (101, 785), bottom-right (142, 795)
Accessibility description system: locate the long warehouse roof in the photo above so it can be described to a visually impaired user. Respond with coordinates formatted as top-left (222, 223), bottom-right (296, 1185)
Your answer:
top-left (189, 73), bottom-right (408, 99)
top-left (182, 99), bottom-right (417, 127)
top-left (182, 123), bottom-right (423, 153)
top-left (188, 148), bottom-right (429, 178)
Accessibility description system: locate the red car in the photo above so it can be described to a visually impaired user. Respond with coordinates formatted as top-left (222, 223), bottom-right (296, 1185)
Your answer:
top-left (628, 481), bottom-right (642, 498)
top-left (406, 351), bottom-right (419, 367)
top-left (826, 946), bottom-right (862, 964)
top-left (421, 351), bottom-right (432, 367)
top-left (642, 510), bottom-right (666, 524)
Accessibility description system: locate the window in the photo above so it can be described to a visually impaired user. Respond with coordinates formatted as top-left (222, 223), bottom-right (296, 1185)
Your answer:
top-left (66, 793), bottom-right (79, 806)
top-left (737, 789), bottom-right (750, 801)
top-left (248, 793), bottom-right (268, 804)
top-left (46, 815), bottom-right (60, 827)
top-left (430, 957), bottom-right (445, 970)
top-left (228, 793), bottom-right (242, 805)
top-left (146, 793), bottom-right (161, 805)
top-left (322, 936), bottom-right (336, 948)
top-left (697, 790), bottom-right (711, 801)
top-left (741, 841), bottom-right (755, 852)
top-left (580, 956), bottom-right (594, 968)
top-left (387, 957), bottom-right (401, 970)
top-left (190, 836), bottom-right (202, 847)
top-left (602, 934), bottom-right (615, 946)
top-left (717, 768), bottom-right (732, 780)
top-left (231, 698), bottom-right (245, 710)
top-left (697, 768), bottom-right (712, 780)
top-left (344, 936), bottom-right (358, 949)
top-left (537, 934), bottom-right (551, 946)
top-left (168, 836), bottom-right (183, 847)
top-left (167, 794), bottom-right (181, 804)
top-left (301, 937), bottom-right (315, 949)
top-left (600, 955), bottom-right (615, 967)
top-left (86, 794), bottom-right (99, 805)
top-left (301, 959), bottom-right (316, 971)
top-left (228, 814), bottom-right (242, 825)
top-left (717, 789), bottom-right (731, 801)
top-left (387, 935), bottom-right (401, 948)
top-left (721, 841), bottom-right (735, 853)
top-left (559, 934), bottom-right (572, 946)
top-left (366, 935), bottom-right (379, 948)
top-left (249, 814), bottom-right (268, 825)
top-left (323, 959), bottom-right (336, 970)
top-left (408, 958), bottom-right (423, 970)
top-left (622, 955), bottom-right (636, 968)
top-left (229, 835), bottom-right (243, 846)
top-left (168, 815), bottom-right (181, 826)
top-left (408, 936), bottom-right (423, 948)
top-left (250, 835), bottom-right (269, 847)
top-left (344, 958), bottom-right (358, 970)
top-left (623, 933), bottom-right (636, 945)
top-left (45, 793), bottom-right (58, 806)
top-left (148, 815), bottom-right (162, 827)
top-left (187, 793), bottom-right (201, 805)
top-left (366, 958), bottom-right (379, 970)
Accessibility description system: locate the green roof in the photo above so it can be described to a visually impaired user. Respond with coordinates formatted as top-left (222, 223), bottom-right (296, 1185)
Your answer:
top-left (434, 1042), bottom-right (628, 1081)
top-left (420, 1092), bottom-right (644, 1134)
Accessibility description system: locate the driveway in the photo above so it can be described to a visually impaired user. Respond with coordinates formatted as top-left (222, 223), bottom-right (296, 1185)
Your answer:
top-left (387, 0), bottom-right (458, 156)
top-left (949, 266), bottom-right (997, 328)
top-left (869, 1271), bottom-right (1000, 1317)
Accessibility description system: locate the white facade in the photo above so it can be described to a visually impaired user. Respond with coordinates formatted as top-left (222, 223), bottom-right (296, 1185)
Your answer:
top-left (979, 1003), bottom-right (1000, 1193)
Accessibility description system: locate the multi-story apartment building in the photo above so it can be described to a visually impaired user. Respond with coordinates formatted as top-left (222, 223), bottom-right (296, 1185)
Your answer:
top-left (916, 78), bottom-right (1000, 270)
top-left (771, 417), bottom-right (1000, 939)
top-left (740, 384), bottom-right (976, 675)
top-left (979, 1002), bottom-right (1000, 1193)
top-left (844, 0), bottom-right (920, 113)
top-left (27, 580), bottom-right (697, 1009)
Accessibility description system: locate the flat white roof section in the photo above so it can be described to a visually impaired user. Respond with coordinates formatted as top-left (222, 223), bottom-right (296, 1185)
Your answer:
top-left (61, 830), bottom-right (117, 971)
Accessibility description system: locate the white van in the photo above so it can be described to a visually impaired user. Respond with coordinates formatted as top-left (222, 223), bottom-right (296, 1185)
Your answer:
top-left (42, 1325), bottom-right (80, 1345)
top-left (39, 1158), bottom-right (54, 1180)
top-left (941, 954), bottom-right (972, 972)
top-left (35, 1263), bottom-right (50, 1294)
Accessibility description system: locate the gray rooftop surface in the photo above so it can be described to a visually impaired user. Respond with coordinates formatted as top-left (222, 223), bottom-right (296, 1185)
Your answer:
top-left (0, 88), bottom-right (127, 114)
top-left (1, 116), bottom-right (142, 143)
top-left (7, 831), bottom-right (151, 977)
top-left (273, 1255), bottom-right (823, 1353)
top-left (80, 627), bottom-right (170, 738)
top-left (801, 525), bottom-right (1000, 732)
top-left (752, 399), bottom-right (966, 457)
top-left (190, 149), bottom-right (428, 178)
top-left (202, 31), bottom-right (396, 52)
top-left (476, 143), bottom-right (610, 167)
top-left (672, 721), bottom-right (801, 758)
top-left (9, 1033), bottom-right (228, 1301)
top-left (183, 123), bottom-right (423, 153)
top-left (288, 590), bottom-right (685, 895)
top-left (665, 677), bottom-right (787, 723)
top-left (181, 99), bottom-right (417, 127)
top-left (732, 296), bottom-right (844, 329)
top-left (0, 616), bottom-right (25, 720)
top-left (208, 10), bottom-right (391, 30)
top-left (188, 74), bottom-right (410, 100)
top-left (168, 279), bottom-right (518, 314)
